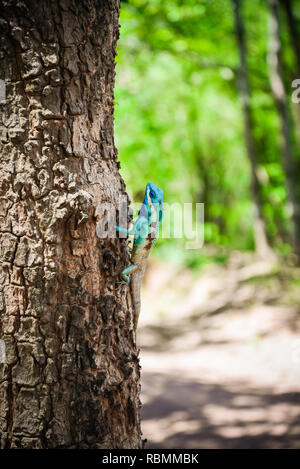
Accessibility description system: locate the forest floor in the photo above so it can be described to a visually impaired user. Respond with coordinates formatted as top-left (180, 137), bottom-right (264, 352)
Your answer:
top-left (138, 252), bottom-right (300, 449)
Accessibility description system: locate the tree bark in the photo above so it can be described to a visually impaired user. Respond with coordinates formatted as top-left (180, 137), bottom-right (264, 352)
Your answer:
top-left (232, 0), bottom-right (275, 259)
top-left (268, 0), bottom-right (300, 258)
top-left (0, 0), bottom-right (141, 449)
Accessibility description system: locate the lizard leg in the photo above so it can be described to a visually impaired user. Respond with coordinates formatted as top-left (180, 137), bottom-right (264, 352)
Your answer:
top-left (120, 264), bottom-right (138, 284)
top-left (116, 215), bottom-right (146, 237)
top-left (116, 225), bottom-right (135, 236)
top-left (116, 215), bottom-right (137, 236)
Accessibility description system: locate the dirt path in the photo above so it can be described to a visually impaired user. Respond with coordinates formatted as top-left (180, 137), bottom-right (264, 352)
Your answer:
top-left (138, 255), bottom-right (300, 448)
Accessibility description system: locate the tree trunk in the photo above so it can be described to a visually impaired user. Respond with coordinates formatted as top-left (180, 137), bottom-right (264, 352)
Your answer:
top-left (233, 0), bottom-right (275, 259)
top-left (280, 0), bottom-right (300, 76)
top-left (0, 0), bottom-right (141, 449)
top-left (280, 0), bottom-right (300, 139)
top-left (268, 0), bottom-right (300, 258)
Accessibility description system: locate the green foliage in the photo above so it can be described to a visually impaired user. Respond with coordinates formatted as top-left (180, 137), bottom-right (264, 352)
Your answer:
top-left (115, 0), bottom-right (299, 261)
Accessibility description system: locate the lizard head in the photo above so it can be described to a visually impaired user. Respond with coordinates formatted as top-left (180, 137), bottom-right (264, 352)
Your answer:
top-left (145, 182), bottom-right (164, 223)
top-left (146, 182), bottom-right (163, 204)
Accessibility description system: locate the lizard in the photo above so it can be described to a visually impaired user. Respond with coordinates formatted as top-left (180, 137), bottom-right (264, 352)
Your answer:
top-left (117, 182), bottom-right (163, 335)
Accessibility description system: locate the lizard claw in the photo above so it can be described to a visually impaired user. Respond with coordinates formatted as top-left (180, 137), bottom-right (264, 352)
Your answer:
top-left (120, 275), bottom-right (130, 285)
top-left (115, 280), bottom-right (128, 290)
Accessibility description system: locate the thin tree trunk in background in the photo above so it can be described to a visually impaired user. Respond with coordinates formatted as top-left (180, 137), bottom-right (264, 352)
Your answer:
top-left (280, 0), bottom-right (300, 74)
top-left (232, 0), bottom-right (275, 259)
top-left (268, 0), bottom-right (300, 258)
top-left (280, 0), bottom-right (300, 139)
top-left (0, 0), bottom-right (141, 449)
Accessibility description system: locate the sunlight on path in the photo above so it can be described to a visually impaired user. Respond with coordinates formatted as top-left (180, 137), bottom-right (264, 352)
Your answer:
top-left (139, 256), bottom-right (300, 448)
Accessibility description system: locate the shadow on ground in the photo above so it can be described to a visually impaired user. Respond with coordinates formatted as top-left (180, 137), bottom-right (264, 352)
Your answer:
top-left (139, 255), bottom-right (300, 448)
top-left (141, 373), bottom-right (300, 449)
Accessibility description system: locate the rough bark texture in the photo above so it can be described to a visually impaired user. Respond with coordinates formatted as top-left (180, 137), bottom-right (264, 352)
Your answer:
top-left (233, 0), bottom-right (275, 259)
top-left (0, 0), bottom-right (141, 449)
top-left (268, 0), bottom-right (300, 258)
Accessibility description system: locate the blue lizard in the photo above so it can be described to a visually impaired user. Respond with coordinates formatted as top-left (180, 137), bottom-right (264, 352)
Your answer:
top-left (117, 182), bottom-right (163, 334)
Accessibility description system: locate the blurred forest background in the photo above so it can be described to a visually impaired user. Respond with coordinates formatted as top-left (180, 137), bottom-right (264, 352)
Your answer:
top-left (115, 0), bottom-right (300, 449)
